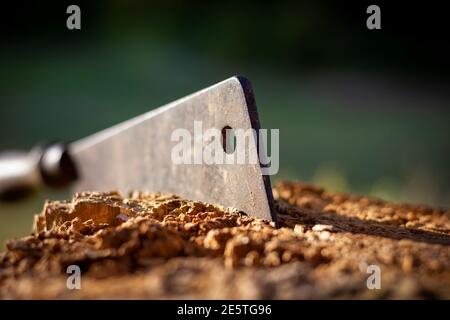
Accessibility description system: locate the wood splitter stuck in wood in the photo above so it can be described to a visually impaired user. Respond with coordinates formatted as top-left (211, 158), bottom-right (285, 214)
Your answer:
top-left (0, 76), bottom-right (276, 222)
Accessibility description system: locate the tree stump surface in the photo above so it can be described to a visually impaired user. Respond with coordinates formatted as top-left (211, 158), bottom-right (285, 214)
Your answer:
top-left (0, 181), bottom-right (449, 299)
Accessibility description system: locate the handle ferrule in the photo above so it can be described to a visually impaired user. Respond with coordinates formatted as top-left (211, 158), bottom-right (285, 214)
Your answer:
top-left (0, 143), bottom-right (78, 201)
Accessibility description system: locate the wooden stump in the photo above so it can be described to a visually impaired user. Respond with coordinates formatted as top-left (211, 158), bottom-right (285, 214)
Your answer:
top-left (0, 181), bottom-right (449, 299)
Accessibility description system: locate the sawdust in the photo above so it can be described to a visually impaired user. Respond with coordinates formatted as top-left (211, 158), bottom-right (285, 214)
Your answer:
top-left (0, 181), bottom-right (449, 299)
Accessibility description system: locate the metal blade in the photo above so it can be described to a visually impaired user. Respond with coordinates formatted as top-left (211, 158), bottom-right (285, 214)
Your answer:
top-left (69, 76), bottom-right (275, 221)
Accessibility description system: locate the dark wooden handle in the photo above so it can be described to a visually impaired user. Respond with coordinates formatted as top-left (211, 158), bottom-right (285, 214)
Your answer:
top-left (0, 143), bottom-right (78, 201)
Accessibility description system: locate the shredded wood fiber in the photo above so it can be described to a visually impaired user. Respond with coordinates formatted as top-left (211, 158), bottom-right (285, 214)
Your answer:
top-left (0, 181), bottom-right (449, 299)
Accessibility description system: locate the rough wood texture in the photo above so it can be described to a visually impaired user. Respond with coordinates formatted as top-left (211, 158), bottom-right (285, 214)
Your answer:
top-left (0, 181), bottom-right (449, 299)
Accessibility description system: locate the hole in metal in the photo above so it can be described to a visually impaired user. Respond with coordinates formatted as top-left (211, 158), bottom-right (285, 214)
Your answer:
top-left (221, 126), bottom-right (236, 154)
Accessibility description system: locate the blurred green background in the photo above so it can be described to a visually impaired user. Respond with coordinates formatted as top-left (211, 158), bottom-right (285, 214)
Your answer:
top-left (0, 1), bottom-right (449, 246)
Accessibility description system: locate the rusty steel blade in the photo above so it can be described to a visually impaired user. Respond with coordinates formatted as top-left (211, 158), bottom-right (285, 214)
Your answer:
top-left (69, 76), bottom-right (275, 221)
